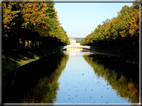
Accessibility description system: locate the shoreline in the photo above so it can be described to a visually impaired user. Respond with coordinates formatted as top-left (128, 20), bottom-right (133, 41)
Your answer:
top-left (83, 48), bottom-right (139, 64)
top-left (2, 48), bottom-right (61, 75)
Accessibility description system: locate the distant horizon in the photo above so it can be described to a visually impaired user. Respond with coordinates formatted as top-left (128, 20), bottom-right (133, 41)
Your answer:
top-left (69, 37), bottom-right (84, 38)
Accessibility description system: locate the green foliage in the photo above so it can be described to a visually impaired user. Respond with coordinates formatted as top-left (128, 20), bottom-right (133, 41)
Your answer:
top-left (81, 4), bottom-right (139, 52)
top-left (2, 1), bottom-right (70, 51)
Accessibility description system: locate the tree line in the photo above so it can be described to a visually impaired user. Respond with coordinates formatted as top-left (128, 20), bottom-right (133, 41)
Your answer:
top-left (81, 1), bottom-right (140, 53)
top-left (2, 1), bottom-right (70, 51)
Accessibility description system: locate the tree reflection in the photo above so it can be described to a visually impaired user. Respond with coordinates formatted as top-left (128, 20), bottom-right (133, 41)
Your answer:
top-left (3, 52), bottom-right (69, 103)
top-left (83, 54), bottom-right (139, 103)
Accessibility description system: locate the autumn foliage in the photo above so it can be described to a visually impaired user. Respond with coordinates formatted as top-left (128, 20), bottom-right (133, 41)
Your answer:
top-left (2, 1), bottom-right (70, 51)
top-left (81, 2), bottom-right (139, 53)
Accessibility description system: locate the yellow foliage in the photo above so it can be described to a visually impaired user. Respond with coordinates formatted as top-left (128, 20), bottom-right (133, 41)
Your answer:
top-left (118, 75), bottom-right (127, 84)
top-left (128, 82), bottom-right (135, 90)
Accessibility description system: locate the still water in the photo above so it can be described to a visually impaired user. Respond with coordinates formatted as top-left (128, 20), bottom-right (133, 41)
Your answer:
top-left (3, 48), bottom-right (139, 104)
top-left (55, 50), bottom-right (139, 103)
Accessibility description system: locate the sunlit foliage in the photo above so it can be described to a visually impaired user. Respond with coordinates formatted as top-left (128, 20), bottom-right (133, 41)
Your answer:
top-left (2, 0), bottom-right (70, 51)
top-left (81, 3), bottom-right (139, 53)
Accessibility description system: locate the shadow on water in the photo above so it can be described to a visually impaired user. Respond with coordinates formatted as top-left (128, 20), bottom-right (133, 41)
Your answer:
top-left (83, 54), bottom-right (139, 103)
top-left (2, 52), bottom-right (69, 103)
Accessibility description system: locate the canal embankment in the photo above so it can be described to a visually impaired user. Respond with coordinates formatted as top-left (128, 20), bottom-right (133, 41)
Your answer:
top-left (83, 47), bottom-right (139, 64)
top-left (2, 48), bottom-right (61, 76)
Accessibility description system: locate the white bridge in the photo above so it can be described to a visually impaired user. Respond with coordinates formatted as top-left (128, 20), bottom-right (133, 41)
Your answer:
top-left (63, 45), bottom-right (91, 49)
top-left (59, 45), bottom-right (92, 52)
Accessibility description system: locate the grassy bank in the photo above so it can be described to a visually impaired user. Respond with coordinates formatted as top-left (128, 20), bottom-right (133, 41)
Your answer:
top-left (89, 48), bottom-right (139, 62)
top-left (2, 48), bottom-right (61, 75)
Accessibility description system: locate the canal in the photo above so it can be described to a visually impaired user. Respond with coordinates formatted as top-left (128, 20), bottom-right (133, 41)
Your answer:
top-left (2, 48), bottom-right (139, 104)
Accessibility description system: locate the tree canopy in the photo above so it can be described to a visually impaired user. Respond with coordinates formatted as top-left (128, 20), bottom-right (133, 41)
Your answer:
top-left (2, 1), bottom-right (70, 51)
top-left (81, 3), bottom-right (139, 53)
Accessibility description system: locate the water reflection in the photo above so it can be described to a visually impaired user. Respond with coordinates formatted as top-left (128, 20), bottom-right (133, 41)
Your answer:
top-left (63, 51), bottom-right (94, 56)
top-left (55, 49), bottom-right (138, 103)
top-left (2, 52), bottom-right (69, 103)
top-left (83, 54), bottom-right (139, 103)
top-left (3, 48), bottom-right (139, 104)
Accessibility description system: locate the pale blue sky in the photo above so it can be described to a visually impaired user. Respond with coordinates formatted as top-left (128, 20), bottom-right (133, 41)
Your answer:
top-left (54, 2), bottom-right (134, 37)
